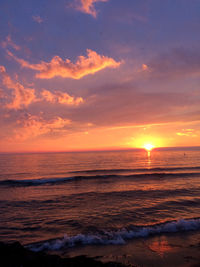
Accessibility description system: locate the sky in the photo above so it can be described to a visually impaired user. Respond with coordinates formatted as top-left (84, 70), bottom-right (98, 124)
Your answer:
top-left (0, 0), bottom-right (200, 152)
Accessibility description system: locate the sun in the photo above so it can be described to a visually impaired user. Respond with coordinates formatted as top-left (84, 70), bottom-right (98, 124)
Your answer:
top-left (143, 143), bottom-right (155, 151)
top-left (131, 136), bottom-right (163, 150)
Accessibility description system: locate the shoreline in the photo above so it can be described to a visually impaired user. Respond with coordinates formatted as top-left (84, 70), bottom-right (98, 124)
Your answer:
top-left (0, 241), bottom-right (127, 267)
top-left (63, 230), bottom-right (200, 267)
top-left (1, 230), bottom-right (200, 266)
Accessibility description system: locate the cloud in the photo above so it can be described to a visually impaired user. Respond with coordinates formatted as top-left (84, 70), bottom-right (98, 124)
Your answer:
top-left (145, 48), bottom-right (200, 79)
top-left (14, 115), bottom-right (71, 141)
top-left (0, 66), bottom-right (84, 109)
top-left (176, 129), bottom-right (197, 137)
top-left (0, 88), bottom-right (6, 99)
top-left (75, 0), bottom-right (109, 17)
top-left (41, 89), bottom-right (83, 105)
top-left (1, 35), bottom-right (20, 51)
top-left (32, 15), bottom-right (43, 23)
top-left (71, 81), bottom-right (200, 128)
top-left (142, 64), bottom-right (148, 71)
top-left (7, 49), bottom-right (121, 79)
top-left (0, 66), bottom-right (36, 109)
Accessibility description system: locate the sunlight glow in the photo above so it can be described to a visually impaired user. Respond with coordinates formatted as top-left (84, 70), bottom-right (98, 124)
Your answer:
top-left (143, 143), bottom-right (155, 151)
top-left (131, 135), bottom-right (164, 150)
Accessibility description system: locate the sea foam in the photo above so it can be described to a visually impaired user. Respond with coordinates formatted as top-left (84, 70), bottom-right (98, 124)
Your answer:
top-left (28, 218), bottom-right (200, 252)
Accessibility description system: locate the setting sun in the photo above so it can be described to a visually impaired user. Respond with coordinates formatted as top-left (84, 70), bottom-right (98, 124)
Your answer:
top-left (143, 143), bottom-right (155, 151)
top-left (132, 135), bottom-right (164, 151)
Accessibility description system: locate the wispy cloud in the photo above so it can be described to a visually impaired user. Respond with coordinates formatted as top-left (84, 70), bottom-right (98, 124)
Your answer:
top-left (14, 115), bottom-right (71, 141)
top-left (0, 66), bottom-right (36, 110)
top-left (32, 15), bottom-right (43, 23)
top-left (41, 89), bottom-right (84, 105)
top-left (176, 129), bottom-right (197, 137)
top-left (7, 49), bottom-right (121, 79)
top-left (75, 0), bottom-right (109, 17)
top-left (2, 35), bottom-right (20, 51)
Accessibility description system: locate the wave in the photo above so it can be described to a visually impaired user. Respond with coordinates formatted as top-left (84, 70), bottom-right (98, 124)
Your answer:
top-left (1, 188), bottom-right (197, 208)
top-left (0, 177), bottom-right (73, 186)
top-left (70, 166), bottom-right (200, 174)
top-left (1, 171), bottom-right (200, 187)
top-left (27, 218), bottom-right (200, 252)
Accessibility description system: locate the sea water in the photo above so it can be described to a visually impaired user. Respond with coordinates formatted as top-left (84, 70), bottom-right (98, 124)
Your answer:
top-left (0, 148), bottom-right (200, 254)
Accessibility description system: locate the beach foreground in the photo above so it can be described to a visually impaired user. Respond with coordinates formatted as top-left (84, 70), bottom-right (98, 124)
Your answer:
top-left (0, 242), bottom-right (126, 267)
top-left (64, 231), bottom-right (200, 267)
top-left (1, 231), bottom-right (200, 267)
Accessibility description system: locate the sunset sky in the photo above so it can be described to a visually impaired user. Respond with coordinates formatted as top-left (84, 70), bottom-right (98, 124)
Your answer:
top-left (0, 0), bottom-right (200, 152)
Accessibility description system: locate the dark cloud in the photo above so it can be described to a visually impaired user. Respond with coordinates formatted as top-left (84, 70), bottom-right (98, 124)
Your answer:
top-left (52, 82), bottom-right (199, 127)
top-left (146, 48), bottom-right (200, 80)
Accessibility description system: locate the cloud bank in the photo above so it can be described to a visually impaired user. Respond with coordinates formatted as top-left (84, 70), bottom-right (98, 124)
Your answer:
top-left (146, 48), bottom-right (200, 79)
top-left (8, 49), bottom-right (121, 79)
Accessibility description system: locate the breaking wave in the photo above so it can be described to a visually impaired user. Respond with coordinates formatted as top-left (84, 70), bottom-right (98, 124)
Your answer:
top-left (28, 218), bottom-right (200, 252)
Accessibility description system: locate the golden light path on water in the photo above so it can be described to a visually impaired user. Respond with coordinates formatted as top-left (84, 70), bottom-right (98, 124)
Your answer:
top-left (143, 143), bottom-right (155, 166)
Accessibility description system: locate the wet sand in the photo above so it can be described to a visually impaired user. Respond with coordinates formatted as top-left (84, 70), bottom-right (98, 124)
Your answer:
top-left (64, 230), bottom-right (200, 267)
top-left (1, 231), bottom-right (200, 266)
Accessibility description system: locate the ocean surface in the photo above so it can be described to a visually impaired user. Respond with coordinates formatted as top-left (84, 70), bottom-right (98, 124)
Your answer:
top-left (0, 149), bottom-right (200, 253)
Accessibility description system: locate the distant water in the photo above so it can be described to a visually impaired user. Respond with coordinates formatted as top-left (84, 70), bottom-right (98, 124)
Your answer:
top-left (0, 149), bottom-right (200, 252)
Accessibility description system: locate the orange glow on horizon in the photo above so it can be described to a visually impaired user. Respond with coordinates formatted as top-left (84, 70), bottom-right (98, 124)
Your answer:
top-left (130, 135), bottom-right (163, 151)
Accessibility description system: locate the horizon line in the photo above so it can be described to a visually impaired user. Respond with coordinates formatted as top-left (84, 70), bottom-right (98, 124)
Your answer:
top-left (0, 145), bottom-right (200, 154)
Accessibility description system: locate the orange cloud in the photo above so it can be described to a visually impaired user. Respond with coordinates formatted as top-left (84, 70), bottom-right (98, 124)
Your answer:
top-left (0, 88), bottom-right (6, 99)
top-left (142, 64), bottom-right (148, 71)
top-left (41, 90), bottom-right (83, 105)
top-left (14, 115), bottom-right (71, 141)
top-left (7, 49), bottom-right (121, 79)
top-left (0, 66), bottom-right (36, 109)
top-left (0, 66), bottom-right (84, 109)
top-left (76, 0), bottom-right (109, 17)
top-left (176, 129), bottom-right (197, 137)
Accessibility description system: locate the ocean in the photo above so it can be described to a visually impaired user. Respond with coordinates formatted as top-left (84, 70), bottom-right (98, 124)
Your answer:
top-left (0, 148), bottom-right (200, 264)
